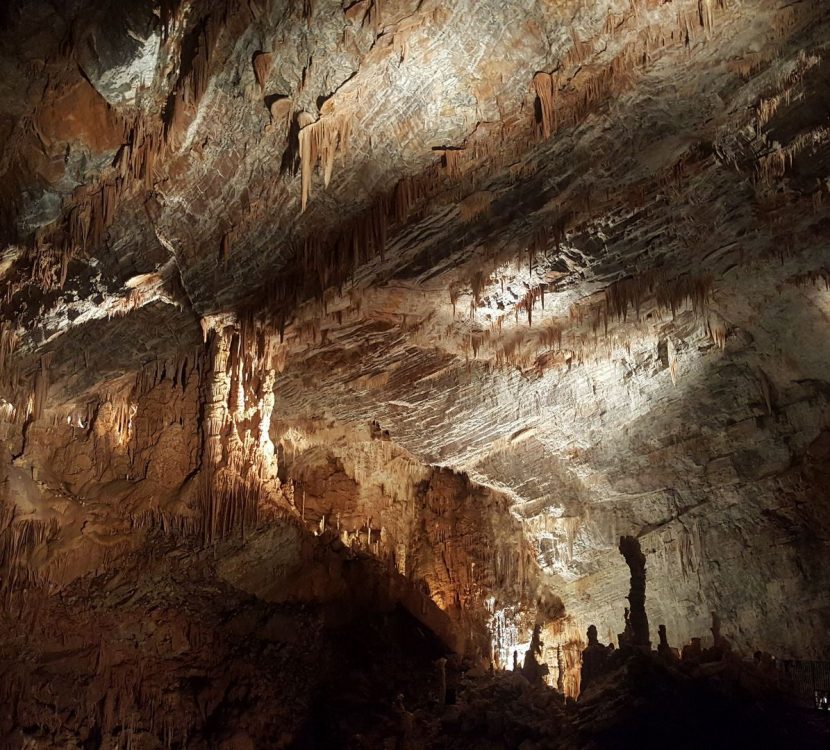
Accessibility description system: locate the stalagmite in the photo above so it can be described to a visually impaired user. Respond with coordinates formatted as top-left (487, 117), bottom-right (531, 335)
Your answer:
top-left (618, 535), bottom-right (650, 650)
top-left (521, 623), bottom-right (549, 686)
top-left (580, 624), bottom-right (612, 690)
top-left (657, 624), bottom-right (679, 662)
top-left (436, 657), bottom-right (447, 705)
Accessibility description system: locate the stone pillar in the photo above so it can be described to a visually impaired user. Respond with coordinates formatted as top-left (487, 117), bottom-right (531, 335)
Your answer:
top-left (200, 325), bottom-right (232, 544)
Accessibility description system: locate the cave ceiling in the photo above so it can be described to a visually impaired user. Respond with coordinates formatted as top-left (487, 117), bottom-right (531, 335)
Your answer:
top-left (1, 0), bottom-right (830, 657)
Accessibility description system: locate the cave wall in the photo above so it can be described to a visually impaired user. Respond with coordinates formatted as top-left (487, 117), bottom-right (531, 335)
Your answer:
top-left (0, 326), bottom-right (546, 667)
top-left (275, 422), bottom-right (556, 660)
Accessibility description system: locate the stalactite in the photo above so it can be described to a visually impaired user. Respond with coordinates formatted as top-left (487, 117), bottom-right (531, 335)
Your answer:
top-left (787, 267), bottom-right (830, 291)
top-left (0, 321), bottom-right (17, 385)
top-left (706, 313), bottom-right (728, 349)
top-left (602, 270), bottom-right (713, 322)
top-left (668, 339), bottom-right (678, 386)
top-left (533, 72), bottom-right (555, 139)
top-left (698, 0), bottom-right (714, 32)
top-left (393, 175), bottom-right (426, 224)
top-left (516, 288), bottom-right (541, 327)
top-left (159, 0), bottom-right (179, 40)
top-left (298, 113), bottom-right (352, 212)
top-left (756, 127), bottom-right (830, 185)
top-left (566, 28), bottom-right (594, 67)
top-left (163, 9), bottom-right (226, 147)
top-left (369, 0), bottom-right (382, 31)
top-left (219, 232), bottom-right (231, 266)
top-left (252, 51), bottom-right (272, 92)
top-left (756, 368), bottom-right (774, 416)
top-left (31, 354), bottom-right (51, 421)
top-left (268, 95), bottom-right (292, 130)
top-left (458, 191), bottom-right (492, 223)
top-left (442, 149), bottom-right (463, 180)
top-left (538, 322), bottom-right (563, 352)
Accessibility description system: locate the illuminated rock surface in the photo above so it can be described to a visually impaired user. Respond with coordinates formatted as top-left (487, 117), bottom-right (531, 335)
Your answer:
top-left (1, 0), bottom-right (830, 746)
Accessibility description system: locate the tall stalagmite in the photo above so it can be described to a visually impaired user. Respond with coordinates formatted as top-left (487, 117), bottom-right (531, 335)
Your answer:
top-left (619, 535), bottom-right (650, 650)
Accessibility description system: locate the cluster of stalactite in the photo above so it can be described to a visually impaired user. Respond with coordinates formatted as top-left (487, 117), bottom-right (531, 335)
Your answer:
top-left (530, 0), bottom-right (743, 145)
top-left (0, 296), bottom-right (311, 596)
top-left (0, 506), bottom-right (60, 597)
top-left (448, 261), bottom-right (718, 371)
top-left (0, 322), bottom-right (19, 412)
top-left (0, 0), bottom-right (816, 323)
top-left (2, 0), bottom-right (245, 298)
top-left (162, 0), bottom-right (250, 147)
top-left (298, 111), bottom-right (353, 212)
top-left (600, 270), bottom-right (714, 324)
top-left (269, 100), bottom-right (756, 377)
top-left (0, 347), bottom-right (205, 597)
top-left (16, 67), bottom-right (167, 295)
top-left (407, 470), bottom-right (539, 656)
top-left (240, 43), bottom-right (589, 327)
top-left (402, 468), bottom-right (548, 659)
top-left (757, 126), bottom-right (830, 185)
top-left (754, 50), bottom-right (820, 133)
top-left (458, 191), bottom-right (493, 224)
top-left (0, 351), bottom-right (56, 445)
top-left (244, 151), bottom-right (461, 326)
top-left (787, 266), bottom-right (830, 290)
top-left (0, 315), bottom-right (286, 598)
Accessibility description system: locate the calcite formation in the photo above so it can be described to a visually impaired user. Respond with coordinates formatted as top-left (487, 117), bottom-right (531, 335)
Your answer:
top-left (0, 0), bottom-right (829, 745)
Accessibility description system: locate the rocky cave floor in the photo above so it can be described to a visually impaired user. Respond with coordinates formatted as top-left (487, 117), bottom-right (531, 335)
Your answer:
top-left (1, 524), bottom-right (828, 750)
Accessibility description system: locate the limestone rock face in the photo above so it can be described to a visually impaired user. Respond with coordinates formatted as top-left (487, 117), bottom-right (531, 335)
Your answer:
top-left (1, 0), bottom-right (830, 743)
